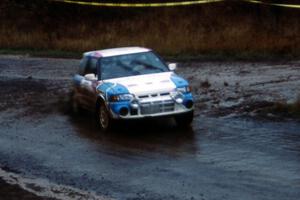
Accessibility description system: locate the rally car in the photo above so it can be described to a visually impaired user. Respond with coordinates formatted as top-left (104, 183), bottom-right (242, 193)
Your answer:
top-left (72, 47), bottom-right (194, 131)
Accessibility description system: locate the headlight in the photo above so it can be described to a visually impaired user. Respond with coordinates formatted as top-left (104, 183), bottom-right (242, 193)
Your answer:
top-left (176, 86), bottom-right (191, 93)
top-left (170, 91), bottom-right (184, 104)
top-left (109, 94), bottom-right (134, 102)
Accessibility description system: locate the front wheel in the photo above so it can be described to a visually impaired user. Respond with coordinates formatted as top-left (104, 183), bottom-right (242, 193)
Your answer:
top-left (174, 111), bottom-right (194, 128)
top-left (97, 102), bottom-right (114, 132)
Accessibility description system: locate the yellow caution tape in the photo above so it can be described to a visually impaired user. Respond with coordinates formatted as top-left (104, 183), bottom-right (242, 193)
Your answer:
top-left (50, 0), bottom-right (300, 9)
top-left (50, 0), bottom-right (224, 7)
top-left (244, 0), bottom-right (300, 9)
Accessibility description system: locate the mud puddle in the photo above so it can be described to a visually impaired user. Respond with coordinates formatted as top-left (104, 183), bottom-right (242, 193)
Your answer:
top-left (0, 56), bottom-right (299, 200)
top-left (0, 168), bottom-right (111, 200)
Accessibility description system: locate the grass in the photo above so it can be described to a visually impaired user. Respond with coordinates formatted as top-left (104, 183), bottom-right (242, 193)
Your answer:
top-left (270, 100), bottom-right (300, 118)
top-left (1, 1), bottom-right (300, 59)
top-left (254, 97), bottom-right (300, 119)
top-left (0, 49), bottom-right (82, 58)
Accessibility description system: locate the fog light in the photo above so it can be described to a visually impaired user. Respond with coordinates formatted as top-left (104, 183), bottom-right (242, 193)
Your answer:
top-left (185, 100), bottom-right (194, 109)
top-left (171, 92), bottom-right (184, 104)
top-left (131, 99), bottom-right (139, 109)
top-left (131, 103), bottom-right (139, 109)
top-left (175, 97), bottom-right (184, 104)
top-left (119, 107), bottom-right (129, 116)
top-left (130, 108), bottom-right (138, 115)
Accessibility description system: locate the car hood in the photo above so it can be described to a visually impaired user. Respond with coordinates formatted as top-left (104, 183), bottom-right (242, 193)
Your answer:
top-left (104, 72), bottom-right (177, 96)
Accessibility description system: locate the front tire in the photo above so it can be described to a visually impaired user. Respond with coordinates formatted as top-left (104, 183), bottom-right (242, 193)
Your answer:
top-left (97, 102), bottom-right (114, 132)
top-left (175, 111), bottom-right (194, 128)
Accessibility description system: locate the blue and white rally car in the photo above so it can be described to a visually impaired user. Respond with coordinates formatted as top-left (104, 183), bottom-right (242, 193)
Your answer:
top-left (72, 47), bottom-right (194, 131)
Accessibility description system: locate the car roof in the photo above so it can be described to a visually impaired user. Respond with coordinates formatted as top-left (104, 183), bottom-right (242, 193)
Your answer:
top-left (83, 47), bottom-right (151, 58)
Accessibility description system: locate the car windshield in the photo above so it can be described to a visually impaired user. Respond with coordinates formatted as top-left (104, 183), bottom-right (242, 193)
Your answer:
top-left (100, 51), bottom-right (169, 80)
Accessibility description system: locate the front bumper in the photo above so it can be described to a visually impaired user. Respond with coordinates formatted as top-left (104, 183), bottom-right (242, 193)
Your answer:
top-left (108, 93), bottom-right (194, 119)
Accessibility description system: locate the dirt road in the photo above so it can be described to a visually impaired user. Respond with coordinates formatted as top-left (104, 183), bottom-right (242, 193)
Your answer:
top-left (0, 55), bottom-right (299, 200)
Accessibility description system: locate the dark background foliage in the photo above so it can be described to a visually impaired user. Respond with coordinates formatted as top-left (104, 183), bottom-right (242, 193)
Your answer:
top-left (1, 0), bottom-right (300, 57)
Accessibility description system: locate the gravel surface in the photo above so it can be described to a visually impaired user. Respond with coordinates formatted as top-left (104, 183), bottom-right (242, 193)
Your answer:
top-left (0, 55), bottom-right (299, 200)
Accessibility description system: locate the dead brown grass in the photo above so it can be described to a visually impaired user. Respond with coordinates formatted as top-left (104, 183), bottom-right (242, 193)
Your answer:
top-left (273, 98), bottom-right (300, 118)
top-left (1, 1), bottom-right (300, 57)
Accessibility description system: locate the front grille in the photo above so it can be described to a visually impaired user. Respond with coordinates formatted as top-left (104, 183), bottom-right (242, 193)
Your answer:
top-left (140, 100), bottom-right (174, 115)
top-left (138, 92), bottom-right (170, 99)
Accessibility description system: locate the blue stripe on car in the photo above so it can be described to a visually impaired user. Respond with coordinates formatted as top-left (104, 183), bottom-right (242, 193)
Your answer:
top-left (96, 82), bottom-right (129, 97)
top-left (97, 82), bottom-right (131, 116)
top-left (170, 75), bottom-right (193, 105)
top-left (111, 83), bottom-right (130, 94)
top-left (170, 74), bottom-right (189, 88)
top-left (96, 82), bottom-right (114, 94)
top-left (110, 102), bottom-right (131, 115)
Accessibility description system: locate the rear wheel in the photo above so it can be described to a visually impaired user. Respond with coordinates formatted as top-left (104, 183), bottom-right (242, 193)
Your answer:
top-left (175, 111), bottom-right (194, 128)
top-left (97, 102), bottom-right (114, 132)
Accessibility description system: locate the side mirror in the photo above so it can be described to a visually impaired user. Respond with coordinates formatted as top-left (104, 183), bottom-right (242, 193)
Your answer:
top-left (84, 73), bottom-right (97, 80)
top-left (168, 63), bottom-right (177, 71)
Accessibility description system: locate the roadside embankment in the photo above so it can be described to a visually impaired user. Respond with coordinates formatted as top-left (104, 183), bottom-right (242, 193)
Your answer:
top-left (1, 1), bottom-right (300, 58)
